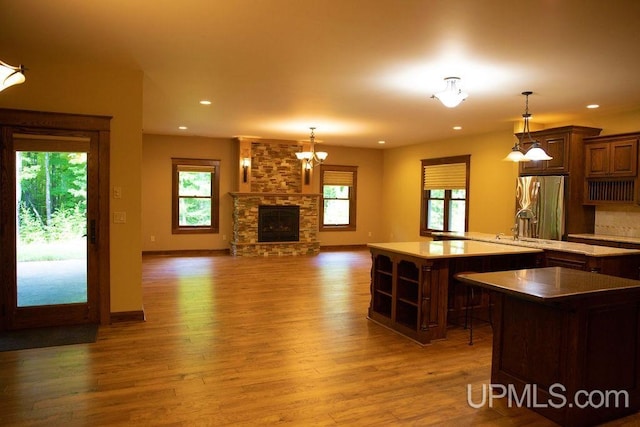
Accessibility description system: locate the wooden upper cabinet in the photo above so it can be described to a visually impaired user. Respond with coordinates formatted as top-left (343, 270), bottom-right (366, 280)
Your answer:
top-left (543, 135), bottom-right (569, 173)
top-left (518, 134), bottom-right (569, 174)
top-left (585, 136), bottom-right (638, 178)
top-left (517, 126), bottom-right (601, 175)
top-left (516, 126), bottom-right (601, 237)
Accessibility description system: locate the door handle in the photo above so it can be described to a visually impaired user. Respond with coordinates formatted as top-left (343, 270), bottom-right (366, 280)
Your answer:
top-left (89, 219), bottom-right (97, 244)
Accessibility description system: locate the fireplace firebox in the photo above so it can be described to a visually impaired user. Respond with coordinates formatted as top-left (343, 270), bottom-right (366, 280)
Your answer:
top-left (258, 205), bottom-right (300, 242)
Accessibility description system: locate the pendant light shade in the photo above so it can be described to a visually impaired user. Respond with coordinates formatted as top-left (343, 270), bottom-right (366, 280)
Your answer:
top-left (295, 127), bottom-right (327, 168)
top-left (524, 145), bottom-right (552, 161)
top-left (503, 145), bottom-right (529, 162)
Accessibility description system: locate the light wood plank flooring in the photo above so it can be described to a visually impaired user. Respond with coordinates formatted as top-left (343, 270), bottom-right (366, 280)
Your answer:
top-left (1, 249), bottom-right (639, 426)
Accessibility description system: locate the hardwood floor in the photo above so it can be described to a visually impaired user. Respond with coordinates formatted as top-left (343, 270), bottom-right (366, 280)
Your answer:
top-left (1, 249), bottom-right (639, 426)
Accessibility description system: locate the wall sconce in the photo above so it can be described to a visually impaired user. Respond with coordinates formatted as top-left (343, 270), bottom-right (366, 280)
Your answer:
top-left (241, 157), bottom-right (251, 183)
top-left (304, 161), bottom-right (312, 185)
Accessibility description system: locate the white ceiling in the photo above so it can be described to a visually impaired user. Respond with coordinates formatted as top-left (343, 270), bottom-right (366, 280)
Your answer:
top-left (2, 0), bottom-right (640, 149)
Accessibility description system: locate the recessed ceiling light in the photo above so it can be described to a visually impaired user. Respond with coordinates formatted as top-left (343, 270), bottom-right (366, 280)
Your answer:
top-left (200, 100), bottom-right (212, 105)
top-left (378, 140), bottom-right (386, 145)
top-left (587, 104), bottom-right (599, 109)
top-left (453, 126), bottom-right (462, 130)
top-left (178, 126), bottom-right (188, 130)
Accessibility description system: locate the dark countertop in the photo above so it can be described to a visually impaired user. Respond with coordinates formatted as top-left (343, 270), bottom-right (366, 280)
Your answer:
top-left (456, 266), bottom-right (640, 302)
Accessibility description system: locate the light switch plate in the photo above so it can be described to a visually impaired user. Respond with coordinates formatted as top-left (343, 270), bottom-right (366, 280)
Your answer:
top-left (113, 211), bottom-right (126, 223)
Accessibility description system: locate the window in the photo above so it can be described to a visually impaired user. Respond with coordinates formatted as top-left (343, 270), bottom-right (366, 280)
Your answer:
top-left (320, 165), bottom-right (357, 231)
top-left (420, 155), bottom-right (470, 236)
top-left (172, 158), bottom-right (220, 234)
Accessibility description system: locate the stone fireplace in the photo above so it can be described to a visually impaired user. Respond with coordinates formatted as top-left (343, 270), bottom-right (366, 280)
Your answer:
top-left (230, 138), bottom-right (321, 256)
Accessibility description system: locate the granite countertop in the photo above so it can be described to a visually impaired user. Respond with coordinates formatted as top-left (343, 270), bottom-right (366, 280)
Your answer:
top-left (367, 240), bottom-right (542, 259)
top-left (432, 231), bottom-right (640, 257)
top-left (456, 267), bottom-right (640, 302)
top-left (568, 233), bottom-right (640, 245)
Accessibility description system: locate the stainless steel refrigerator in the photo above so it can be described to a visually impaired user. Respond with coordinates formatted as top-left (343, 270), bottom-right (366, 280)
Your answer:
top-left (515, 175), bottom-right (565, 240)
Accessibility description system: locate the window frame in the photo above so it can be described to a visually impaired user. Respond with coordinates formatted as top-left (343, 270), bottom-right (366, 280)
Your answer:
top-left (420, 155), bottom-right (470, 237)
top-left (171, 158), bottom-right (220, 234)
top-left (319, 164), bottom-right (357, 231)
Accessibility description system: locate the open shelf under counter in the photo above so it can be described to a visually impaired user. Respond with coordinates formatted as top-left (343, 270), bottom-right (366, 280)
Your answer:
top-left (367, 241), bottom-right (542, 345)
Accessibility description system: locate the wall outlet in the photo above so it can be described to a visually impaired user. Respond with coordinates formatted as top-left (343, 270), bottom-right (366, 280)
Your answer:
top-left (368, 231), bottom-right (372, 237)
top-left (113, 186), bottom-right (122, 199)
top-left (150, 235), bottom-right (155, 242)
top-left (222, 234), bottom-right (227, 241)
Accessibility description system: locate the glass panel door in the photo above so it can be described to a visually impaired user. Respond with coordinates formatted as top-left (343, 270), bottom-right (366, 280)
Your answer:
top-left (16, 150), bottom-right (88, 307)
top-left (3, 131), bottom-right (99, 330)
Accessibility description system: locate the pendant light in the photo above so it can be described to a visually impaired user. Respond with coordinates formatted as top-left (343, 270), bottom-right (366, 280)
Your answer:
top-left (295, 127), bottom-right (328, 167)
top-left (504, 91), bottom-right (552, 162)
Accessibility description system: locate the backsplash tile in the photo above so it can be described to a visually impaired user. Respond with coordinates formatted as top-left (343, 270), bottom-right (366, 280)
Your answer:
top-left (595, 205), bottom-right (640, 238)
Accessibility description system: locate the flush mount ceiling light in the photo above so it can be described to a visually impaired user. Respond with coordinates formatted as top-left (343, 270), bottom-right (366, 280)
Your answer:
top-left (0, 59), bottom-right (26, 92)
top-left (431, 77), bottom-right (468, 108)
top-left (504, 91), bottom-right (553, 162)
top-left (295, 127), bottom-right (328, 169)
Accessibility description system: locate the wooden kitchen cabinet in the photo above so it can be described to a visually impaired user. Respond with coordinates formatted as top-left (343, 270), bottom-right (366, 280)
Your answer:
top-left (519, 133), bottom-right (569, 174)
top-left (543, 249), bottom-right (640, 279)
top-left (518, 126), bottom-right (602, 237)
top-left (518, 126), bottom-right (601, 175)
top-left (583, 132), bottom-right (640, 204)
top-left (585, 136), bottom-right (638, 178)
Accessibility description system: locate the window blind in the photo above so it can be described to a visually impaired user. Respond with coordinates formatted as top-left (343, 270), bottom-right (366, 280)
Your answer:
top-left (423, 163), bottom-right (466, 190)
top-left (178, 165), bottom-right (216, 173)
top-left (323, 170), bottom-right (354, 186)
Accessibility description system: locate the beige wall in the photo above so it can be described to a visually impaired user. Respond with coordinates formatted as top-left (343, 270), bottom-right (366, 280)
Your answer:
top-left (313, 145), bottom-right (385, 246)
top-left (0, 56), bottom-right (144, 314)
top-left (380, 107), bottom-right (640, 243)
top-left (381, 128), bottom-right (520, 242)
top-left (141, 136), bottom-right (385, 250)
top-left (141, 134), bottom-right (235, 251)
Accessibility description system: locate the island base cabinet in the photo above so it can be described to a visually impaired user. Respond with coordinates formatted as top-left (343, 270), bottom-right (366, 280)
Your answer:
top-left (491, 292), bottom-right (640, 427)
top-left (368, 250), bottom-right (448, 345)
top-left (544, 250), bottom-right (640, 280)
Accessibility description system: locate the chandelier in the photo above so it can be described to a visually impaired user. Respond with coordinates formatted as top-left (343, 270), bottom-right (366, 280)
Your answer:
top-left (295, 127), bottom-right (328, 169)
top-left (504, 91), bottom-right (553, 162)
top-left (0, 59), bottom-right (26, 92)
top-left (431, 77), bottom-right (468, 108)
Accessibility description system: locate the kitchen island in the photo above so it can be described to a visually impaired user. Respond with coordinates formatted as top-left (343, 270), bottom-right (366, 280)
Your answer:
top-left (456, 267), bottom-right (640, 427)
top-left (367, 240), bottom-right (543, 344)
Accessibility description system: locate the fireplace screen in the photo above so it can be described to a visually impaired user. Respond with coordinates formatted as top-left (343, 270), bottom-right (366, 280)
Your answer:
top-left (258, 205), bottom-right (300, 242)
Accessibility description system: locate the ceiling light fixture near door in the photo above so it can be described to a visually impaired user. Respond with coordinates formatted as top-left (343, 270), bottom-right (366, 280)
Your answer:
top-left (431, 77), bottom-right (468, 108)
top-left (504, 91), bottom-right (553, 162)
top-left (295, 127), bottom-right (328, 169)
top-left (0, 59), bottom-right (26, 92)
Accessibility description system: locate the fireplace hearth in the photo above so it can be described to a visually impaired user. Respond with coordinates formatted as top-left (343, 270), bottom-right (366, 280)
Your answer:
top-left (258, 205), bottom-right (300, 242)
